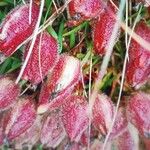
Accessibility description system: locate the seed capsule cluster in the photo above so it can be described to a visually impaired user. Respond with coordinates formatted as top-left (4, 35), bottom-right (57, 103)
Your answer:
top-left (0, 0), bottom-right (150, 149)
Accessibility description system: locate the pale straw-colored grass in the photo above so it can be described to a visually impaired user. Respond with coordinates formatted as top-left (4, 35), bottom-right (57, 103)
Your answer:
top-left (52, 0), bottom-right (59, 13)
top-left (87, 53), bottom-right (93, 150)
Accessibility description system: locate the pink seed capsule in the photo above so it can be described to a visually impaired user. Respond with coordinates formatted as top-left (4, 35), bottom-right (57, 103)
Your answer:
top-left (127, 92), bottom-right (150, 138)
top-left (110, 108), bottom-right (128, 139)
top-left (126, 21), bottom-right (150, 88)
top-left (0, 3), bottom-right (39, 57)
top-left (80, 127), bottom-right (98, 146)
top-left (114, 129), bottom-right (138, 150)
top-left (61, 95), bottom-right (89, 142)
top-left (3, 97), bottom-right (36, 141)
top-left (0, 76), bottom-right (20, 111)
top-left (92, 94), bottom-right (114, 135)
top-left (22, 32), bottom-right (58, 84)
top-left (68, 0), bottom-right (106, 20)
top-left (40, 110), bottom-right (66, 148)
top-left (0, 128), bottom-right (3, 146)
top-left (0, 115), bottom-right (4, 146)
top-left (93, 2), bottom-right (118, 55)
top-left (37, 54), bottom-right (81, 114)
top-left (14, 116), bottom-right (42, 149)
top-left (93, 94), bottom-right (127, 139)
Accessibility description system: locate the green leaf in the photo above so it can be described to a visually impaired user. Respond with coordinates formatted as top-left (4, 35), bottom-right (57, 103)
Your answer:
top-left (63, 21), bottom-right (88, 37)
top-left (99, 72), bottom-right (116, 91)
top-left (0, 57), bottom-right (21, 74)
top-left (70, 32), bottom-right (75, 48)
top-left (0, 58), bottom-right (12, 74)
top-left (81, 50), bottom-right (91, 66)
top-left (47, 26), bottom-right (58, 39)
top-left (45, 0), bottom-right (53, 19)
top-left (45, 0), bottom-right (52, 10)
top-left (0, 11), bottom-right (5, 20)
top-left (3, 0), bottom-right (14, 5)
top-left (37, 144), bottom-right (43, 150)
top-left (0, 2), bottom-right (8, 6)
top-left (6, 62), bottom-right (21, 73)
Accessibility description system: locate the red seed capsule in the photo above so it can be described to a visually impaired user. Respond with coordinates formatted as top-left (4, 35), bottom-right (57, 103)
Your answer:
top-left (0, 3), bottom-right (39, 56)
top-left (40, 110), bottom-right (66, 148)
top-left (126, 21), bottom-right (150, 88)
top-left (93, 2), bottom-right (118, 55)
top-left (0, 76), bottom-right (20, 111)
top-left (37, 54), bottom-right (81, 114)
top-left (61, 95), bottom-right (89, 142)
top-left (3, 97), bottom-right (36, 141)
top-left (68, 0), bottom-right (106, 20)
top-left (22, 32), bottom-right (58, 84)
top-left (127, 92), bottom-right (150, 138)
